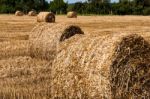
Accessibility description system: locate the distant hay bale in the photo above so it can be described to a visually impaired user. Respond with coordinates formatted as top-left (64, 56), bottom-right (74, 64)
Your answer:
top-left (51, 33), bottom-right (150, 99)
top-left (37, 12), bottom-right (55, 22)
top-left (67, 11), bottom-right (77, 18)
top-left (15, 11), bottom-right (24, 16)
top-left (28, 11), bottom-right (37, 16)
top-left (0, 40), bottom-right (30, 59)
top-left (30, 23), bottom-right (84, 60)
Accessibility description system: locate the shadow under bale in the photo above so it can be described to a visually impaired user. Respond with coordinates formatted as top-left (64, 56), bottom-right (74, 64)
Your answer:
top-left (30, 23), bottom-right (84, 60)
top-left (51, 33), bottom-right (150, 99)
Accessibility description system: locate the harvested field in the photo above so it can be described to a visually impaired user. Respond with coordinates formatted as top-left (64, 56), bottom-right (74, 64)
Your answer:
top-left (0, 16), bottom-right (35, 32)
top-left (0, 40), bottom-right (29, 59)
top-left (1, 15), bottom-right (150, 39)
top-left (0, 15), bottom-right (150, 98)
top-left (0, 56), bottom-right (52, 99)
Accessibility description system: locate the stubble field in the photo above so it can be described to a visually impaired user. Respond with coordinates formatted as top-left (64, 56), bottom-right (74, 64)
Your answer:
top-left (0, 15), bottom-right (150, 98)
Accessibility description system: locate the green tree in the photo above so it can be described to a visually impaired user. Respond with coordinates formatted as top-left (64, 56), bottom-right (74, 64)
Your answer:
top-left (0, 0), bottom-right (49, 13)
top-left (49, 0), bottom-right (67, 14)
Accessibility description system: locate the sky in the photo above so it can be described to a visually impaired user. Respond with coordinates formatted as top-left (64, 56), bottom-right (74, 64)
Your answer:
top-left (47, 0), bottom-right (119, 3)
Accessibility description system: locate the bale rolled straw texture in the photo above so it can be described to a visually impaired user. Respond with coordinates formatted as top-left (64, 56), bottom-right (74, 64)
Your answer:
top-left (15, 11), bottom-right (24, 16)
top-left (67, 11), bottom-right (77, 18)
top-left (51, 33), bottom-right (150, 99)
top-left (28, 11), bottom-right (37, 16)
top-left (37, 12), bottom-right (55, 22)
top-left (30, 23), bottom-right (84, 60)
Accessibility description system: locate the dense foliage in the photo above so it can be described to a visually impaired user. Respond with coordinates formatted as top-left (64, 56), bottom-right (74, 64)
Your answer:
top-left (0, 0), bottom-right (150, 15)
top-left (0, 0), bottom-right (49, 13)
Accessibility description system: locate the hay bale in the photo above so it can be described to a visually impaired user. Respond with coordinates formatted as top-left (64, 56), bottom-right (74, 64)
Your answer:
top-left (0, 40), bottom-right (30, 59)
top-left (30, 23), bottom-right (84, 60)
top-left (67, 11), bottom-right (77, 18)
top-left (15, 11), bottom-right (24, 16)
top-left (37, 12), bottom-right (55, 22)
top-left (28, 11), bottom-right (37, 16)
top-left (51, 33), bottom-right (150, 98)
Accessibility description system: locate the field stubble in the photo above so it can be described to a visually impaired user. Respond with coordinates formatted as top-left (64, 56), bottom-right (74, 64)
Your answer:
top-left (0, 15), bottom-right (150, 98)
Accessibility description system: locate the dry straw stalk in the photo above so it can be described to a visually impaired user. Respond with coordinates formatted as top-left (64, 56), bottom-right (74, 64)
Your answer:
top-left (0, 40), bottom-right (30, 59)
top-left (0, 56), bottom-right (52, 99)
top-left (30, 23), bottom-right (84, 60)
top-left (51, 33), bottom-right (150, 99)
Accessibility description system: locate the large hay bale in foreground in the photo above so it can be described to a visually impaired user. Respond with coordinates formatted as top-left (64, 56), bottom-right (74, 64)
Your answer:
top-left (28, 11), bottom-right (37, 16)
top-left (15, 11), bottom-right (24, 16)
top-left (30, 23), bottom-right (84, 60)
top-left (67, 11), bottom-right (77, 18)
top-left (37, 12), bottom-right (55, 22)
top-left (51, 33), bottom-right (150, 98)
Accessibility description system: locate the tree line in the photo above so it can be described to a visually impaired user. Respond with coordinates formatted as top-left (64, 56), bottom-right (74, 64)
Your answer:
top-left (0, 0), bottom-right (150, 15)
top-left (0, 0), bottom-right (49, 13)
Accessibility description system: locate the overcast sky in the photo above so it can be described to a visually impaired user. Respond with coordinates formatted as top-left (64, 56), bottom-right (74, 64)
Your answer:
top-left (46, 0), bottom-right (119, 3)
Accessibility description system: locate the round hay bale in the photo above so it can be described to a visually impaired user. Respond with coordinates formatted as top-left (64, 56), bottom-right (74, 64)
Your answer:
top-left (51, 33), bottom-right (150, 98)
top-left (67, 11), bottom-right (77, 18)
top-left (15, 11), bottom-right (24, 16)
top-left (37, 12), bottom-right (55, 22)
top-left (29, 23), bottom-right (84, 60)
top-left (28, 11), bottom-right (37, 16)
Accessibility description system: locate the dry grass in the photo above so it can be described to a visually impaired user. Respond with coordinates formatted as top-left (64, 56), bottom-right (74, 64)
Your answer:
top-left (0, 15), bottom-right (36, 33)
top-left (0, 56), bottom-right (52, 99)
top-left (1, 15), bottom-right (150, 38)
top-left (0, 40), bottom-right (30, 59)
top-left (0, 15), bottom-right (150, 98)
